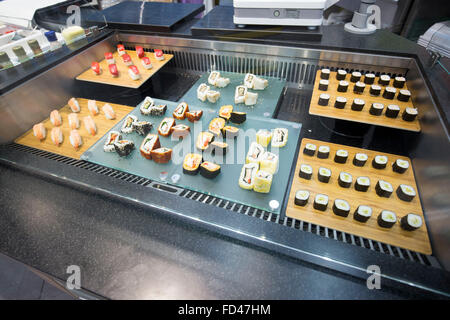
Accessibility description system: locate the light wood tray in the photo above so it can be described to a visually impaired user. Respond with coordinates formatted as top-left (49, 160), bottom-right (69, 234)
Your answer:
top-left (15, 99), bottom-right (133, 159)
top-left (286, 138), bottom-right (431, 255)
top-left (76, 50), bottom-right (173, 89)
top-left (309, 70), bottom-right (421, 132)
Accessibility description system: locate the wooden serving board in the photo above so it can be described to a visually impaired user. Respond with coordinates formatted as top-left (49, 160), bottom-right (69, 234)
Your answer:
top-left (286, 138), bottom-right (431, 255)
top-left (15, 98), bottom-right (133, 159)
top-left (76, 50), bottom-right (173, 89)
top-left (309, 70), bottom-right (421, 132)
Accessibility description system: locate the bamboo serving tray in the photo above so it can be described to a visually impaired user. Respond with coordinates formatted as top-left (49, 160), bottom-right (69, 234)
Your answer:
top-left (76, 50), bottom-right (173, 89)
top-left (15, 98), bottom-right (133, 159)
top-left (286, 138), bottom-right (431, 255)
top-left (309, 70), bottom-right (421, 132)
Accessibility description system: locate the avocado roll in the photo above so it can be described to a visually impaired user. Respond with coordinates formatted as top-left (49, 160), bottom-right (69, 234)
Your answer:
top-left (334, 149), bottom-right (348, 164)
top-left (398, 89), bottom-right (411, 102)
top-left (355, 176), bottom-right (370, 192)
top-left (219, 105), bottom-right (233, 121)
top-left (200, 161), bottom-right (221, 179)
top-left (271, 128), bottom-right (288, 148)
top-left (402, 107), bottom-right (418, 122)
top-left (173, 102), bottom-right (189, 120)
top-left (351, 98), bottom-right (365, 111)
top-left (150, 104), bottom-right (167, 116)
top-left (392, 159), bottom-right (409, 173)
top-left (208, 117), bottom-right (226, 136)
top-left (396, 184), bottom-right (416, 202)
top-left (385, 104), bottom-right (400, 118)
top-left (353, 153), bottom-right (368, 167)
top-left (210, 141), bottom-right (228, 156)
top-left (320, 68), bottom-right (330, 79)
top-left (222, 126), bottom-right (240, 138)
top-left (393, 76), bottom-right (406, 88)
top-left (353, 81), bottom-right (366, 94)
top-left (295, 190), bottom-right (310, 206)
top-left (337, 80), bottom-right (349, 92)
top-left (334, 96), bottom-right (347, 109)
top-left (253, 170), bottom-right (273, 193)
top-left (318, 167), bottom-right (331, 183)
top-left (303, 143), bottom-right (317, 156)
top-left (354, 205), bottom-right (372, 222)
top-left (364, 73), bottom-right (375, 84)
top-left (196, 132), bottom-right (214, 151)
top-left (104, 131), bottom-right (121, 152)
top-left (121, 115), bottom-right (137, 134)
top-left (369, 84), bottom-right (381, 96)
top-left (171, 124), bottom-right (190, 139)
top-left (150, 147), bottom-right (172, 164)
top-left (314, 194), bottom-right (329, 211)
top-left (336, 69), bottom-right (347, 80)
top-left (183, 153), bottom-right (203, 175)
top-left (260, 151), bottom-right (279, 174)
top-left (139, 134), bottom-right (160, 160)
top-left (246, 142), bottom-right (264, 164)
top-left (372, 155), bottom-right (388, 169)
top-left (299, 164), bottom-right (313, 180)
top-left (230, 111), bottom-right (247, 124)
top-left (157, 117), bottom-right (176, 137)
top-left (256, 129), bottom-right (272, 147)
top-left (375, 180), bottom-right (393, 198)
top-left (317, 145), bottom-right (330, 159)
top-left (114, 140), bottom-right (135, 157)
top-left (378, 74), bottom-right (391, 86)
top-left (318, 79), bottom-right (329, 91)
top-left (338, 172), bottom-right (353, 188)
top-left (350, 71), bottom-right (361, 83)
top-left (400, 213), bottom-right (422, 231)
top-left (333, 199), bottom-right (351, 217)
top-left (369, 102), bottom-right (384, 116)
top-left (239, 163), bottom-right (259, 190)
top-left (377, 210), bottom-right (397, 228)
top-left (186, 110), bottom-right (203, 122)
top-left (132, 120), bottom-right (153, 136)
top-left (140, 97), bottom-right (154, 115)
top-left (382, 86), bottom-right (397, 100)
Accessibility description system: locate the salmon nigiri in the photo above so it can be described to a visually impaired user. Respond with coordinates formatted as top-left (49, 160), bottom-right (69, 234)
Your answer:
top-left (50, 110), bottom-right (62, 126)
top-left (33, 123), bottom-right (46, 141)
top-left (69, 129), bottom-right (83, 149)
top-left (102, 103), bottom-right (116, 120)
top-left (68, 97), bottom-right (80, 113)
top-left (50, 127), bottom-right (63, 146)
top-left (83, 116), bottom-right (97, 136)
top-left (88, 99), bottom-right (99, 116)
top-left (68, 113), bottom-right (80, 130)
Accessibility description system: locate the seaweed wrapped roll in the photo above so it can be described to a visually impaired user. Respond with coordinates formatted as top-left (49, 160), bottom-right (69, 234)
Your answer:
top-left (351, 98), bottom-right (365, 111)
top-left (333, 199), bottom-right (350, 217)
top-left (336, 69), bottom-right (347, 80)
top-left (334, 97), bottom-right (347, 109)
top-left (299, 164), bottom-right (313, 180)
top-left (350, 71), bottom-right (361, 83)
top-left (375, 180), bottom-right (393, 198)
top-left (303, 143), bottom-right (316, 156)
top-left (393, 76), bottom-right (406, 88)
top-left (334, 149), bottom-right (348, 164)
top-left (337, 80), bottom-right (349, 92)
top-left (378, 74), bottom-right (391, 86)
top-left (400, 213), bottom-right (422, 231)
top-left (402, 108), bottom-right (418, 122)
top-left (314, 194), bottom-right (329, 211)
top-left (318, 79), bottom-right (329, 91)
top-left (372, 155), bottom-right (388, 169)
top-left (318, 167), bottom-right (331, 183)
top-left (377, 210), bottom-right (397, 228)
top-left (355, 176), bottom-right (370, 192)
top-left (219, 105), bottom-right (233, 121)
top-left (382, 86), bottom-right (397, 100)
top-left (230, 111), bottom-right (247, 124)
top-left (183, 153), bottom-right (203, 175)
top-left (338, 172), bottom-right (353, 188)
top-left (369, 102), bottom-right (384, 116)
top-left (114, 140), bottom-right (135, 157)
top-left (392, 159), bottom-right (409, 173)
top-left (369, 84), bottom-right (381, 96)
top-left (318, 93), bottom-right (330, 106)
top-left (320, 68), bottom-right (330, 80)
top-left (396, 184), bottom-right (416, 202)
top-left (317, 145), bottom-right (330, 159)
top-left (353, 81), bottom-right (366, 94)
top-left (295, 190), bottom-right (310, 206)
top-left (354, 205), bottom-right (372, 222)
top-left (200, 161), bottom-right (221, 179)
top-left (208, 117), bottom-right (226, 136)
top-left (353, 153), bottom-right (368, 167)
top-left (196, 132), bottom-right (214, 151)
top-left (385, 104), bottom-right (400, 118)
top-left (364, 73), bottom-right (375, 84)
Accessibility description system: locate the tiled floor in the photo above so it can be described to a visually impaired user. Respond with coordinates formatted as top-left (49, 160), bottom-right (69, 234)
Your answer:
top-left (0, 253), bottom-right (75, 300)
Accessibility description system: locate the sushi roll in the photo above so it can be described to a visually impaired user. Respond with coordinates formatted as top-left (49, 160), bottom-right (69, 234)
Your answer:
top-left (102, 103), bottom-right (116, 120)
top-left (350, 71), bottom-right (362, 83)
top-left (400, 213), bottom-right (422, 231)
top-left (372, 155), bottom-right (388, 169)
top-left (334, 149), bottom-right (348, 164)
top-left (353, 81), bottom-right (366, 94)
top-left (316, 145), bottom-right (330, 159)
top-left (369, 84), bottom-right (381, 96)
top-left (197, 83), bottom-right (210, 102)
top-left (222, 126), bottom-right (240, 138)
top-left (219, 105), bottom-right (233, 121)
top-left (238, 163), bottom-right (259, 190)
top-left (320, 68), bottom-right (330, 80)
top-left (235, 85), bottom-right (247, 104)
top-left (351, 98), bottom-right (365, 111)
top-left (183, 153), bottom-right (203, 175)
top-left (186, 110), bottom-right (203, 122)
top-left (314, 194), bottom-right (329, 211)
top-left (337, 80), bottom-right (349, 92)
top-left (244, 91), bottom-right (258, 106)
top-left (256, 129), bottom-right (272, 147)
top-left (68, 113), bottom-right (80, 130)
top-left (121, 115), bottom-right (137, 134)
top-left (208, 117), bottom-right (226, 136)
top-left (352, 153), bottom-right (368, 167)
top-left (318, 79), bottom-right (329, 91)
top-left (299, 164), bottom-right (313, 180)
top-left (128, 65), bottom-right (140, 80)
top-left (216, 76), bottom-right (231, 88)
top-left (397, 89), bottom-right (411, 102)
top-left (206, 90), bottom-right (221, 103)
top-left (135, 45), bottom-right (144, 59)
top-left (158, 118), bottom-right (176, 137)
top-left (87, 100), bottom-right (99, 116)
top-left (375, 180), bottom-right (393, 198)
top-left (377, 210), bottom-right (397, 228)
top-left (50, 110), bottom-right (62, 126)
top-left (103, 131), bottom-right (121, 152)
top-left (354, 205), bottom-right (373, 223)
top-left (396, 184), bottom-right (416, 202)
top-left (68, 97), bottom-right (80, 113)
top-left (150, 104), bottom-right (167, 117)
top-left (122, 53), bottom-right (133, 66)
top-left (150, 147), bottom-right (172, 164)
top-left (210, 141), bottom-right (228, 156)
top-left (83, 116), bottom-right (97, 136)
top-left (355, 176), bottom-right (370, 192)
top-left (114, 139), bottom-right (135, 157)
top-left (393, 76), bottom-right (406, 89)
top-left (141, 57), bottom-right (152, 69)
top-left (295, 190), bottom-right (310, 206)
top-left (132, 120), bottom-right (153, 136)
top-left (117, 44), bottom-right (126, 56)
top-left (200, 161), bottom-right (221, 179)
top-left (173, 102), bottom-right (189, 120)
top-left (364, 73), bottom-right (375, 85)
top-left (392, 159), bottom-right (409, 174)
top-left (336, 69), bottom-right (347, 80)
top-left (171, 124), bottom-right (190, 139)
top-left (318, 167), bottom-right (331, 183)
top-left (378, 74), bottom-right (391, 86)
top-left (246, 142), bottom-right (264, 164)
top-left (385, 104), bottom-right (400, 118)
top-left (91, 61), bottom-right (101, 75)
top-left (253, 77), bottom-right (268, 90)
top-left (333, 199), bottom-right (351, 217)
top-left (154, 49), bottom-right (164, 61)
top-left (33, 123), bottom-right (46, 141)
top-left (253, 170), bottom-right (273, 193)
top-left (109, 64), bottom-right (119, 77)
top-left (104, 52), bottom-right (115, 64)
top-left (50, 127), bottom-right (63, 146)
top-left (260, 151), bottom-right (279, 174)
top-left (69, 129), bottom-right (82, 149)
top-left (244, 73), bottom-right (255, 88)
top-left (402, 107), bottom-right (418, 122)
top-left (271, 128), bottom-right (288, 148)
top-left (303, 143), bottom-right (317, 156)
top-left (318, 93), bottom-right (330, 106)
top-left (208, 71), bottom-right (220, 86)
top-left (334, 97), bottom-right (347, 109)
top-left (369, 102), bottom-right (384, 116)
top-left (338, 172), bottom-right (352, 188)
top-left (196, 132), bottom-right (214, 151)
top-left (382, 86), bottom-right (397, 100)
top-left (140, 97), bottom-right (154, 115)
top-left (230, 112), bottom-right (246, 124)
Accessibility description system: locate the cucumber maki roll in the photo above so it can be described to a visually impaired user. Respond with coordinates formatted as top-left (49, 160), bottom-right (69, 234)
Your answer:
top-left (299, 164), bottom-right (313, 180)
top-left (338, 172), bottom-right (352, 188)
top-left (372, 155), bottom-right (388, 169)
top-left (353, 153), bottom-right (368, 167)
top-left (353, 81), bottom-right (366, 94)
top-left (333, 199), bottom-right (350, 217)
top-left (295, 190), bottom-right (310, 206)
top-left (114, 140), bottom-right (135, 157)
top-left (334, 96), bottom-right (347, 109)
top-left (385, 104), bottom-right (400, 118)
top-left (200, 161), bottom-right (221, 179)
top-left (369, 84), bottom-right (381, 96)
top-left (336, 69), bottom-right (347, 80)
top-left (318, 93), bottom-right (330, 106)
top-left (318, 79), bottom-right (329, 91)
top-left (318, 167), bottom-right (331, 183)
top-left (317, 145), bottom-right (330, 159)
top-left (364, 73), bottom-right (375, 84)
top-left (396, 184), bottom-right (416, 202)
top-left (393, 76), bottom-right (406, 88)
top-left (354, 205), bottom-right (372, 222)
top-left (303, 143), bottom-right (317, 156)
top-left (355, 176), bottom-right (370, 192)
top-left (369, 103), bottom-right (384, 116)
top-left (392, 159), bottom-right (409, 173)
top-left (402, 107), bottom-right (418, 122)
top-left (377, 210), bottom-right (397, 228)
top-left (382, 86), bottom-right (397, 100)
top-left (351, 98), bottom-right (365, 111)
top-left (314, 194), bottom-right (329, 211)
top-left (397, 89), bottom-right (411, 102)
top-left (400, 213), bottom-right (422, 231)
top-left (350, 71), bottom-right (361, 83)
top-left (320, 68), bottom-right (330, 80)
top-left (334, 149), bottom-right (348, 164)
top-left (378, 74), bottom-right (391, 86)
top-left (132, 120), bottom-right (153, 136)
top-left (375, 180), bottom-right (393, 198)
top-left (337, 80), bottom-right (349, 92)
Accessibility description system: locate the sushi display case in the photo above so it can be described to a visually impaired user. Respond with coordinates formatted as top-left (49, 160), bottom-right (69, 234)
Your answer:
top-left (0, 31), bottom-right (450, 299)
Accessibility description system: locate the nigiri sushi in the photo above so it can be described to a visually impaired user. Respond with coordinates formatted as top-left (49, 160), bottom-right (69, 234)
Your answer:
top-left (128, 65), bottom-right (140, 80)
top-left (91, 61), bottom-right (101, 75)
top-left (154, 49), bottom-right (164, 61)
top-left (87, 100), bottom-right (99, 116)
top-left (33, 123), bottom-right (46, 141)
top-left (141, 57), bottom-right (152, 69)
top-left (50, 127), bottom-right (63, 146)
top-left (83, 116), bottom-right (97, 136)
top-left (68, 113), bottom-right (80, 129)
top-left (109, 64), bottom-right (118, 77)
top-left (117, 44), bottom-right (125, 56)
top-left (50, 110), bottom-right (62, 126)
top-left (105, 52), bottom-right (115, 64)
top-left (136, 45), bottom-right (144, 59)
top-left (69, 129), bottom-right (82, 149)
top-left (122, 53), bottom-right (133, 66)
top-left (102, 103), bottom-right (116, 120)
top-left (68, 97), bottom-right (80, 113)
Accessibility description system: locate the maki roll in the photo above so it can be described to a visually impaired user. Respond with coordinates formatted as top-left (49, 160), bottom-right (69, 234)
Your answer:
top-left (68, 97), bottom-right (81, 113)
top-left (135, 45), bottom-right (144, 59)
top-left (68, 113), bottom-right (80, 130)
top-left (200, 161), bottom-right (221, 179)
top-left (33, 123), bottom-right (46, 141)
top-left (253, 170), bottom-right (273, 193)
top-left (369, 102), bottom-right (384, 116)
top-left (246, 142), bottom-right (264, 164)
top-left (219, 105), bottom-right (233, 121)
top-left (196, 132), bottom-right (214, 151)
top-left (318, 167), bottom-right (331, 183)
top-left (377, 210), bottom-right (397, 228)
top-left (353, 153), bottom-right (368, 167)
top-left (244, 73), bottom-right (256, 88)
top-left (369, 84), bottom-right (381, 96)
top-left (208, 117), bottom-right (226, 136)
top-left (334, 149), bottom-right (348, 164)
top-left (239, 163), bottom-right (259, 190)
top-left (171, 124), bottom-right (190, 139)
top-left (260, 152), bottom-right (279, 174)
top-left (256, 129), bottom-right (272, 147)
top-left (372, 155), bottom-right (388, 169)
top-left (50, 127), bottom-right (63, 146)
top-left (104, 131), bottom-right (121, 152)
top-left (210, 141), bottom-right (228, 156)
top-left (351, 98), bottom-right (365, 111)
top-left (314, 194), bottom-right (329, 211)
top-left (318, 79), bottom-right (329, 91)
top-left (303, 143), bottom-right (317, 156)
top-left (128, 65), bottom-right (140, 80)
top-left (208, 71), bottom-right (220, 86)
top-left (197, 83), bottom-right (210, 102)
top-left (299, 164), bottom-right (313, 180)
top-left (183, 153), bottom-right (203, 175)
top-left (50, 110), bottom-right (62, 126)
top-left (333, 199), bottom-right (351, 217)
top-left (364, 73), bottom-right (375, 84)
top-left (334, 97), bottom-right (347, 109)
top-left (337, 80), bottom-right (349, 92)
top-left (104, 52), bottom-right (115, 64)
top-left (244, 91), bottom-right (258, 106)
top-left (121, 115), bottom-right (137, 134)
top-left (317, 145), bottom-right (330, 159)
top-left (295, 190), bottom-right (310, 206)
top-left (206, 90), bottom-right (221, 103)
top-left (235, 85), bottom-right (247, 104)
top-left (150, 104), bottom-right (167, 117)
top-left (186, 110), bottom-right (203, 122)
top-left (140, 97), bottom-right (154, 115)
top-left (83, 116), bottom-right (97, 136)
top-left (375, 180), bottom-right (393, 198)
top-left (109, 64), bottom-right (119, 77)
top-left (355, 176), bottom-right (370, 192)
top-left (320, 68), bottom-right (330, 80)
top-left (350, 71), bottom-right (361, 83)
top-left (336, 69), bottom-right (347, 80)
top-left (173, 102), bottom-right (189, 120)
top-left (230, 112), bottom-right (247, 124)
top-left (222, 126), bottom-right (240, 138)
top-left (102, 103), bottom-right (116, 120)
top-left (150, 147), bottom-right (172, 164)
top-left (69, 129), bottom-right (82, 150)
top-left (154, 49), bottom-right (164, 61)
top-left (114, 140), bottom-right (135, 157)
top-left (318, 93), bottom-right (330, 106)
top-left (157, 117), bottom-right (176, 137)
top-left (132, 120), bottom-right (153, 136)
top-left (353, 81), bottom-right (366, 94)
top-left (378, 74), bottom-right (391, 86)
top-left (400, 213), bottom-right (423, 231)
top-left (117, 44), bottom-right (126, 56)
top-left (87, 100), bottom-right (99, 116)
top-left (139, 134), bottom-right (160, 160)
top-left (382, 86), bottom-right (396, 100)
top-left (141, 57), bottom-right (152, 69)
top-left (122, 53), bottom-right (133, 67)
top-left (216, 76), bottom-right (230, 88)
top-left (397, 89), bottom-right (411, 102)
top-left (354, 205), bottom-right (372, 222)
top-left (393, 159), bottom-right (409, 173)
top-left (385, 104), bottom-right (400, 118)
top-left (253, 76), bottom-right (269, 90)
top-left (271, 128), bottom-right (288, 148)
top-left (396, 184), bottom-right (416, 202)
top-left (338, 172), bottom-right (353, 188)
top-left (402, 107), bottom-right (418, 122)
top-left (393, 76), bottom-right (406, 88)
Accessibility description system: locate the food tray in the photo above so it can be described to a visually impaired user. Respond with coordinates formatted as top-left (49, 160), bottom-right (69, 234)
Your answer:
top-left (309, 70), bottom-right (421, 132)
top-left (15, 99), bottom-right (133, 159)
top-left (81, 98), bottom-right (302, 214)
top-left (75, 50), bottom-right (173, 89)
top-left (285, 138), bottom-right (431, 254)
